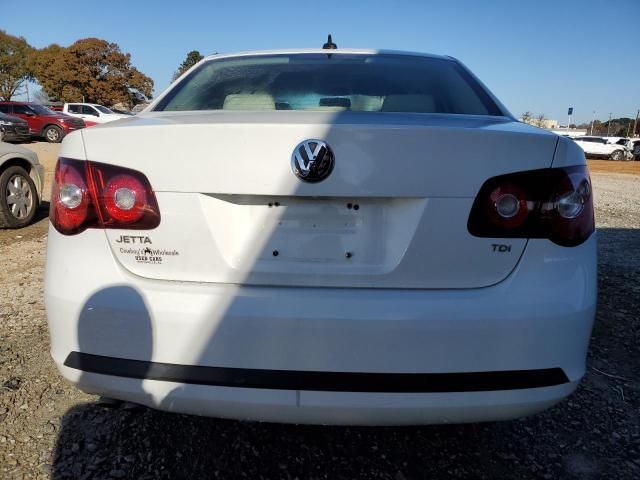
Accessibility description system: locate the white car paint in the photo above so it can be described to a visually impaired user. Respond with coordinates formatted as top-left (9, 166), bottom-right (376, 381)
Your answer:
top-left (62, 103), bottom-right (128, 127)
top-left (84, 112), bottom-right (557, 289)
top-left (45, 49), bottom-right (597, 425)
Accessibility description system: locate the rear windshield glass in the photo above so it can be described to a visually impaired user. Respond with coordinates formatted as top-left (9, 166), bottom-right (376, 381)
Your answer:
top-left (154, 54), bottom-right (504, 116)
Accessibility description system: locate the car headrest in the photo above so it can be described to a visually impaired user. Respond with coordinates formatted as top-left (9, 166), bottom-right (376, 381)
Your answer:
top-left (223, 94), bottom-right (276, 111)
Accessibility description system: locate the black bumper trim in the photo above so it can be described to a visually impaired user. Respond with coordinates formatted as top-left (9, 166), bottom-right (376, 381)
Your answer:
top-left (64, 352), bottom-right (569, 393)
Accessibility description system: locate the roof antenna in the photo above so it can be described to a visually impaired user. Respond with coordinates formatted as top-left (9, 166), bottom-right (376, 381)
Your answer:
top-left (322, 34), bottom-right (337, 49)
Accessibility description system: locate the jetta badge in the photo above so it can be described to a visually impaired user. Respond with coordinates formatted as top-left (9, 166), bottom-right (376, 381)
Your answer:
top-left (291, 139), bottom-right (335, 183)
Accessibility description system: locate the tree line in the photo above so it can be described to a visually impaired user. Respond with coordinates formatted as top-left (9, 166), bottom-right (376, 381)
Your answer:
top-left (2, 30), bottom-right (203, 108)
top-left (574, 118), bottom-right (638, 137)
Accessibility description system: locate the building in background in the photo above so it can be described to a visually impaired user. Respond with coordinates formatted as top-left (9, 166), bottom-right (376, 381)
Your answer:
top-left (519, 116), bottom-right (559, 129)
top-left (519, 116), bottom-right (588, 137)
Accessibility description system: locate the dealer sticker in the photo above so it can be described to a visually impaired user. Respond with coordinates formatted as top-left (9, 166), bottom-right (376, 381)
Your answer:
top-left (118, 247), bottom-right (180, 264)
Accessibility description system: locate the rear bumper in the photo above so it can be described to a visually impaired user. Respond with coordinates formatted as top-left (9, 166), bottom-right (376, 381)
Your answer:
top-left (45, 226), bottom-right (597, 425)
top-left (64, 352), bottom-right (569, 392)
top-left (59, 360), bottom-right (579, 425)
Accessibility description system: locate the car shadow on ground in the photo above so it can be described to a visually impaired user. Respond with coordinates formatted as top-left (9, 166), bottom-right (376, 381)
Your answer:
top-left (50, 227), bottom-right (639, 480)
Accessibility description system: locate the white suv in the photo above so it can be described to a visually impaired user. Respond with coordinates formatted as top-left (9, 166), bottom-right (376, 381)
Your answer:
top-left (45, 48), bottom-right (596, 425)
top-left (572, 136), bottom-right (626, 160)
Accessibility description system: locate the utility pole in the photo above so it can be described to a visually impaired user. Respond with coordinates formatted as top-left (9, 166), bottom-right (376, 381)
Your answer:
top-left (634, 109), bottom-right (639, 138)
top-left (590, 111), bottom-right (596, 136)
top-left (25, 81), bottom-right (29, 102)
top-left (607, 112), bottom-right (612, 136)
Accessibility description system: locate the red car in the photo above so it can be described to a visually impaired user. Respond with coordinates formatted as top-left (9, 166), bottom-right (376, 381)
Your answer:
top-left (0, 101), bottom-right (85, 143)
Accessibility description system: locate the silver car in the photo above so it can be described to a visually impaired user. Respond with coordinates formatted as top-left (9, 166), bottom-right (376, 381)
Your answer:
top-left (0, 141), bottom-right (45, 228)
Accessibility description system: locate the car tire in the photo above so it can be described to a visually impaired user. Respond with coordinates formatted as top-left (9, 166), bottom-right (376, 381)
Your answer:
top-left (610, 150), bottom-right (624, 161)
top-left (0, 165), bottom-right (38, 228)
top-left (43, 125), bottom-right (64, 143)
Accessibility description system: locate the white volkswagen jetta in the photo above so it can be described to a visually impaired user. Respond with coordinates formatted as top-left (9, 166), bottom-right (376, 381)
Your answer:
top-left (45, 48), bottom-right (597, 425)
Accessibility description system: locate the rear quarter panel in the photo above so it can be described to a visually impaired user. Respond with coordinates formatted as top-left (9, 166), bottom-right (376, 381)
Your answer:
top-left (552, 136), bottom-right (587, 168)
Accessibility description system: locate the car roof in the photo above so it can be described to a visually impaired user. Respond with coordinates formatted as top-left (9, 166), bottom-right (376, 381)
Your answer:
top-left (202, 48), bottom-right (454, 62)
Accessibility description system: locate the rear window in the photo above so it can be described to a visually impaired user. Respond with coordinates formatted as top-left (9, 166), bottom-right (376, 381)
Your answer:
top-left (154, 54), bottom-right (504, 116)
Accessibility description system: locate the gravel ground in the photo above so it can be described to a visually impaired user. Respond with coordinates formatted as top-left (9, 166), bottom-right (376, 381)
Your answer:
top-left (0, 143), bottom-right (638, 479)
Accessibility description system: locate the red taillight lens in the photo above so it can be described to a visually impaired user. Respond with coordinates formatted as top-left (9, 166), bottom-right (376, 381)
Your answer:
top-left (468, 166), bottom-right (594, 247)
top-left (51, 160), bottom-right (91, 234)
top-left (50, 158), bottom-right (160, 235)
top-left (89, 162), bottom-right (160, 228)
top-left (102, 175), bottom-right (147, 223)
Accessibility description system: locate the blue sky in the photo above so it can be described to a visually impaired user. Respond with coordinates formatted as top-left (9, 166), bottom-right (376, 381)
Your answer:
top-left (3, 0), bottom-right (639, 123)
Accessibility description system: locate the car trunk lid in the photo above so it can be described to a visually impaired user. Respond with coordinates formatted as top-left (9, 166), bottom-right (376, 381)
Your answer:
top-left (83, 112), bottom-right (558, 289)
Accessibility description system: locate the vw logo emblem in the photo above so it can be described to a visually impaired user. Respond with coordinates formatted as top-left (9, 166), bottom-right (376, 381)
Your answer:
top-left (291, 139), bottom-right (335, 183)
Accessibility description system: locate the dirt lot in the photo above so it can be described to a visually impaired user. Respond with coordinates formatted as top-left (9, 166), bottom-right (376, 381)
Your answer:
top-left (0, 143), bottom-right (638, 479)
top-left (587, 159), bottom-right (640, 176)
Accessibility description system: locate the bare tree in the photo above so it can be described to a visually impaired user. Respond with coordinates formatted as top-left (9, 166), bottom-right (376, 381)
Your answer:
top-left (533, 114), bottom-right (547, 128)
top-left (520, 111), bottom-right (533, 124)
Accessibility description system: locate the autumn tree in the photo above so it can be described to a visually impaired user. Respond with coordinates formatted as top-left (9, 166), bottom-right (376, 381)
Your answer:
top-left (27, 44), bottom-right (69, 100)
top-left (29, 38), bottom-right (153, 107)
top-left (0, 30), bottom-right (33, 101)
top-left (172, 50), bottom-right (204, 81)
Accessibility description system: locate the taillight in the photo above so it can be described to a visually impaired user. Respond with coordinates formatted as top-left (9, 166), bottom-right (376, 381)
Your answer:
top-left (468, 166), bottom-right (594, 247)
top-left (51, 158), bottom-right (160, 235)
top-left (52, 161), bottom-right (91, 233)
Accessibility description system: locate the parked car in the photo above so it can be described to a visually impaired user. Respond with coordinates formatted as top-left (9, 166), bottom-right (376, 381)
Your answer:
top-left (610, 137), bottom-right (639, 160)
top-left (572, 136), bottom-right (626, 160)
top-left (0, 102), bottom-right (85, 143)
top-left (0, 142), bottom-right (44, 227)
top-left (44, 103), bottom-right (64, 112)
top-left (630, 139), bottom-right (640, 160)
top-left (62, 103), bottom-right (129, 126)
top-left (46, 47), bottom-right (596, 426)
top-left (0, 112), bottom-right (30, 143)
